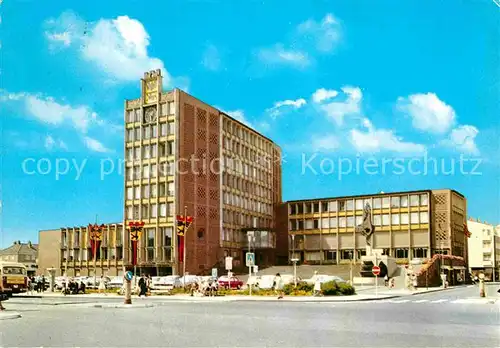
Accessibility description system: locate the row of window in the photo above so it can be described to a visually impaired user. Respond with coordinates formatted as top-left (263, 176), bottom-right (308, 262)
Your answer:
top-left (223, 138), bottom-right (274, 170)
top-left (126, 203), bottom-right (175, 219)
top-left (222, 211), bottom-right (272, 229)
top-left (126, 142), bottom-right (175, 161)
top-left (222, 173), bottom-right (273, 200)
top-left (62, 247), bottom-right (123, 262)
top-left (126, 122), bottom-right (175, 142)
top-left (222, 156), bottom-right (272, 181)
top-left (289, 212), bottom-right (429, 230)
top-left (296, 248), bottom-right (429, 261)
top-left (126, 102), bottom-right (175, 123)
top-left (223, 118), bottom-right (274, 152)
top-left (126, 183), bottom-right (175, 200)
top-left (125, 161), bottom-right (175, 181)
top-left (223, 192), bottom-right (273, 214)
top-left (61, 232), bottom-right (122, 248)
top-left (290, 194), bottom-right (429, 215)
top-left (221, 228), bottom-right (275, 246)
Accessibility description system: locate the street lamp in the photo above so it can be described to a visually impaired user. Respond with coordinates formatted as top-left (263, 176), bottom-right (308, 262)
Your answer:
top-left (349, 251), bottom-right (353, 285)
top-left (247, 232), bottom-right (255, 296)
top-left (291, 235), bottom-right (298, 287)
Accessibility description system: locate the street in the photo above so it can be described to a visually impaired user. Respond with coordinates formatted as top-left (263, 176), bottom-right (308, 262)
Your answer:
top-left (1, 285), bottom-right (499, 347)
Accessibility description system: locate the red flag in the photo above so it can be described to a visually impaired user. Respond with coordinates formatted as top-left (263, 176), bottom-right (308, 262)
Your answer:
top-left (131, 240), bottom-right (138, 266)
top-left (176, 215), bottom-right (193, 263)
top-left (178, 235), bottom-right (184, 262)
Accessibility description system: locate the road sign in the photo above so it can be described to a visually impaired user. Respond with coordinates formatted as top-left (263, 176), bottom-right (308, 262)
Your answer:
top-left (124, 271), bottom-right (133, 282)
top-left (253, 265), bottom-right (258, 273)
top-left (246, 252), bottom-right (255, 267)
top-left (225, 256), bottom-right (233, 270)
top-left (211, 268), bottom-right (218, 278)
top-left (372, 266), bottom-right (381, 276)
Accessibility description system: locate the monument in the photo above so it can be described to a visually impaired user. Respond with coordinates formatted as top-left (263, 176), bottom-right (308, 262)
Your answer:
top-left (353, 203), bottom-right (397, 284)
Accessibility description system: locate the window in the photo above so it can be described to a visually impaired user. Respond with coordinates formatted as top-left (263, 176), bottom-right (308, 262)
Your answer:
top-left (328, 201), bottom-right (337, 212)
top-left (410, 212), bottom-right (419, 224)
top-left (161, 103), bottom-right (168, 116)
top-left (401, 213), bottom-right (409, 224)
top-left (356, 216), bottom-right (363, 226)
top-left (355, 199), bottom-right (364, 210)
top-left (134, 147), bottom-right (140, 160)
top-left (382, 214), bottom-right (390, 226)
top-left (168, 122), bottom-right (175, 135)
top-left (410, 195), bottom-right (419, 207)
top-left (135, 109), bottom-right (142, 122)
top-left (144, 145), bottom-right (150, 159)
top-left (346, 200), bottom-right (354, 211)
top-left (168, 102), bottom-right (175, 115)
top-left (167, 182), bottom-right (174, 196)
top-left (143, 126), bottom-right (150, 140)
top-left (147, 228), bottom-right (155, 248)
top-left (126, 148), bottom-right (133, 161)
top-left (321, 218), bottom-right (329, 228)
top-left (135, 128), bottom-right (141, 140)
top-left (305, 220), bottom-right (313, 229)
top-left (420, 194), bottom-right (428, 206)
top-left (339, 217), bottom-right (346, 227)
top-left (391, 196), bottom-right (400, 208)
top-left (160, 123), bottom-right (167, 136)
top-left (373, 198), bottom-right (381, 209)
top-left (152, 125), bottom-right (157, 138)
top-left (127, 110), bottom-right (134, 123)
top-left (127, 187), bottom-right (133, 200)
top-left (329, 218), bottom-right (337, 228)
top-left (151, 204), bottom-right (157, 218)
top-left (382, 197), bottom-right (390, 208)
top-left (373, 215), bottom-right (381, 226)
top-left (143, 165), bottom-right (150, 179)
top-left (151, 185), bottom-right (157, 198)
top-left (151, 164), bottom-right (157, 178)
top-left (160, 203), bottom-right (167, 217)
top-left (313, 219), bottom-right (319, 229)
top-left (151, 144), bottom-right (157, 158)
top-left (347, 216), bottom-right (354, 227)
top-left (142, 204), bottom-right (149, 219)
top-left (413, 248), bottom-right (427, 258)
top-left (420, 212), bottom-right (429, 223)
top-left (147, 248), bottom-right (154, 261)
top-left (395, 248), bottom-right (408, 258)
top-left (401, 196), bottom-right (408, 207)
top-left (162, 227), bottom-right (173, 247)
top-left (126, 206), bottom-right (133, 219)
top-left (126, 129), bottom-right (134, 142)
top-left (134, 186), bottom-right (141, 200)
top-left (391, 214), bottom-right (400, 225)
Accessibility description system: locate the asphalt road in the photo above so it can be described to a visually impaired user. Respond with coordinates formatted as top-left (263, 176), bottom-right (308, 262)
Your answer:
top-left (2, 286), bottom-right (499, 347)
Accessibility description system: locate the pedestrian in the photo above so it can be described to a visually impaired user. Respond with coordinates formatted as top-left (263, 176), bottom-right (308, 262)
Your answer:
top-left (0, 280), bottom-right (6, 311)
top-left (314, 277), bottom-right (322, 297)
top-left (138, 274), bottom-right (147, 298)
top-left (384, 275), bottom-right (389, 287)
top-left (273, 273), bottom-right (284, 299)
top-left (146, 275), bottom-right (151, 296)
top-left (98, 276), bottom-right (106, 295)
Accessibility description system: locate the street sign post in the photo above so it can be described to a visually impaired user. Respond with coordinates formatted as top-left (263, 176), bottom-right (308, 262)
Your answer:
top-left (245, 252), bottom-right (255, 267)
top-left (253, 265), bottom-right (258, 274)
top-left (225, 257), bottom-right (233, 271)
top-left (372, 265), bottom-right (380, 296)
top-left (124, 271), bottom-right (133, 282)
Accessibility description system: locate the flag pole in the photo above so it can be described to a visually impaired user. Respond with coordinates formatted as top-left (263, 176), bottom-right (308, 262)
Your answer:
top-left (183, 206), bottom-right (187, 278)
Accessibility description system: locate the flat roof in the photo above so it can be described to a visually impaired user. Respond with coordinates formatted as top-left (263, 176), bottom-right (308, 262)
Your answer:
top-left (285, 188), bottom-right (465, 204)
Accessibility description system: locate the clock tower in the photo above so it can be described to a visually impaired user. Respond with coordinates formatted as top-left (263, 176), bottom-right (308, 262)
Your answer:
top-left (142, 69), bottom-right (162, 105)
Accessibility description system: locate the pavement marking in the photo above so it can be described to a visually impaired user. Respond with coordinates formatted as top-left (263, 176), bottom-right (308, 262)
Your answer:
top-left (430, 299), bottom-right (448, 303)
top-left (413, 299), bottom-right (429, 303)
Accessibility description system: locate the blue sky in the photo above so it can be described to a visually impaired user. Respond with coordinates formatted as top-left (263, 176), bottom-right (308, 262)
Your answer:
top-left (1, 1), bottom-right (499, 247)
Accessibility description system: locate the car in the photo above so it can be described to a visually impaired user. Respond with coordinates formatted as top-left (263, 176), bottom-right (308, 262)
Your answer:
top-left (179, 275), bottom-right (200, 287)
top-left (107, 276), bottom-right (124, 289)
top-left (218, 276), bottom-right (243, 289)
top-left (152, 275), bottom-right (182, 290)
top-left (306, 274), bottom-right (346, 285)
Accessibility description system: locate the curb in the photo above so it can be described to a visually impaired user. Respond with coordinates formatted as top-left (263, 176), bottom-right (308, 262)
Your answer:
top-left (0, 312), bottom-right (22, 320)
top-left (410, 287), bottom-right (465, 296)
top-left (93, 303), bottom-right (154, 309)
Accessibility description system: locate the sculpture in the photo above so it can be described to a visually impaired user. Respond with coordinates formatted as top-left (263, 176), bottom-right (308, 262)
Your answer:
top-left (355, 203), bottom-right (375, 246)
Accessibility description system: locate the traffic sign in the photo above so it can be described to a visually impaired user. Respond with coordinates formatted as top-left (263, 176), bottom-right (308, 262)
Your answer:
top-left (225, 256), bottom-right (233, 270)
top-left (372, 266), bottom-right (381, 276)
top-left (246, 252), bottom-right (255, 267)
top-left (253, 265), bottom-right (258, 273)
top-left (211, 268), bottom-right (218, 278)
top-left (124, 271), bottom-right (133, 282)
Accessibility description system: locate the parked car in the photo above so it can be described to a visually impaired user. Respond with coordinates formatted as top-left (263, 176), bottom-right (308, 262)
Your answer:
top-left (218, 276), bottom-right (243, 289)
top-left (107, 276), bottom-right (124, 289)
top-left (179, 275), bottom-right (200, 287)
top-left (152, 276), bottom-right (182, 290)
top-left (253, 274), bottom-right (299, 289)
top-left (306, 274), bottom-right (346, 285)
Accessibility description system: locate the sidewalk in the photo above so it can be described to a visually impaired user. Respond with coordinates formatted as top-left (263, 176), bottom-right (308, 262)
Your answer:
top-left (354, 284), bottom-right (469, 296)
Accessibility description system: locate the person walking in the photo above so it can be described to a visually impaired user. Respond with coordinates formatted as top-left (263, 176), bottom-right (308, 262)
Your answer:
top-left (138, 275), bottom-right (147, 298)
top-left (98, 276), bottom-right (106, 295)
top-left (314, 277), bottom-right (322, 297)
top-left (273, 273), bottom-right (284, 299)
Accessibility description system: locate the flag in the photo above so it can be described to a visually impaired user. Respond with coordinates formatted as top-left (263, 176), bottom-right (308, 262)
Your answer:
top-left (88, 224), bottom-right (104, 262)
top-left (129, 221), bottom-right (145, 266)
top-left (176, 215), bottom-right (193, 262)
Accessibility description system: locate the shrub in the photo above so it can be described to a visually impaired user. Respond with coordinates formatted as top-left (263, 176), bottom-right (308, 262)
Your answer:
top-left (321, 281), bottom-right (340, 296)
top-left (338, 282), bottom-right (356, 295)
top-left (283, 281), bottom-right (313, 295)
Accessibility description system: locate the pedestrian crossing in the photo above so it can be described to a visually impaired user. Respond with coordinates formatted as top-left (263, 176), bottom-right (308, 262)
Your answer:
top-left (375, 298), bottom-right (498, 304)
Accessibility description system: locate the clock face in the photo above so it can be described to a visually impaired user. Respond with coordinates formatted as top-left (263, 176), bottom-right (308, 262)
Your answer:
top-left (144, 106), bottom-right (156, 123)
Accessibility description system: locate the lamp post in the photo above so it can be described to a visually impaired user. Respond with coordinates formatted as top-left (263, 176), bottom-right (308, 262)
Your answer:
top-left (247, 232), bottom-right (254, 296)
top-left (349, 251), bottom-right (353, 285)
top-left (291, 235), bottom-right (298, 287)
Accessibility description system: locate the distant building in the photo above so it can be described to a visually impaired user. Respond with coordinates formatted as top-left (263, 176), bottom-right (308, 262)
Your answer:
top-left (0, 241), bottom-right (38, 275)
top-left (38, 223), bottom-right (123, 277)
top-left (467, 218), bottom-right (500, 281)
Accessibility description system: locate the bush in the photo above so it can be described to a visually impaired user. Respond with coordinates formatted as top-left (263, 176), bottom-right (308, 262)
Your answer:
top-left (283, 281), bottom-right (313, 295)
top-left (321, 281), bottom-right (340, 296)
top-left (338, 282), bottom-right (356, 295)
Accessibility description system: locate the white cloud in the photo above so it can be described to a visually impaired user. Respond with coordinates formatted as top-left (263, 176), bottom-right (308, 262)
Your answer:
top-left (297, 13), bottom-right (342, 52)
top-left (397, 93), bottom-right (456, 134)
top-left (202, 44), bottom-right (221, 71)
top-left (44, 135), bottom-right (68, 151)
top-left (83, 136), bottom-right (111, 153)
top-left (45, 12), bottom-right (179, 85)
top-left (312, 88), bottom-right (338, 103)
top-left (257, 44), bottom-right (310, 68)
top-left (267, 98), bottom-right (307, 117)
top-left (441, 125), bottom-right (480, 155)
top-left (312, 135), bottom-right (339, 151)
top-left (318, 86), bottom-right (362, 125)
top-left (350, 128), bottom-right (426, 154)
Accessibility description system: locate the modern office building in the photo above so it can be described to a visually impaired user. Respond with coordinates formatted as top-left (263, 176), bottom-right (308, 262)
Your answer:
top-left (123, 69), bottom-right (282, 276)
top-left (467, 218), bottom-right (500, 281)
top-left (38, 223), bottom-right (123, 277)
top-left (283, 189), bottom-right (468, 266)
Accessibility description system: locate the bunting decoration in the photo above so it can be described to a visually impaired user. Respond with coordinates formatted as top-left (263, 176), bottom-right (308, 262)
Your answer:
top-left (176, 215), bottom-right (193, 263)
top-left (88, 224), bottom-right (105, 262)
top-left (129, 221), bottom-right (145, 266)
